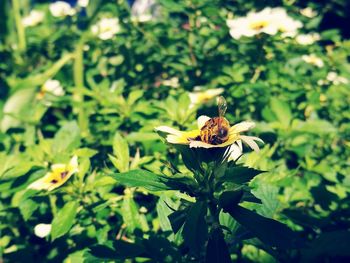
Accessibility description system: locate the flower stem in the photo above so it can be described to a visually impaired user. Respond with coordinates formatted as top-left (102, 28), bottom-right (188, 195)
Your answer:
top-left (12, 0), bottom-right (26, 52)
top-left (49, 195), bottom-right (58, 216)
top-left (73, 40), bottom-right (89, 137)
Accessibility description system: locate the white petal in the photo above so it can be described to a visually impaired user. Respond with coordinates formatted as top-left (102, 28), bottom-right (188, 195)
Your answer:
top-left (197, 115), bottom-right (210, 129)
top-left (228, 143), bottom-right (243, 161)
top-left (69, 155), bottom-right (79, 172)
top-left (155, 126), bottom-right (182, 136)
top-left (189, 140), bottom-right (215, 148)
top-left (231, 121), bottom-right (255, 133)
top-left (34, 223), bottom-right (52, 238)
top-left (240, 135), bottom-right (263, 152)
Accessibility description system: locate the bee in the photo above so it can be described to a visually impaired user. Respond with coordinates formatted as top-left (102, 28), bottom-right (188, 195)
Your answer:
top-left (198, 96), bottom-right (231, 145)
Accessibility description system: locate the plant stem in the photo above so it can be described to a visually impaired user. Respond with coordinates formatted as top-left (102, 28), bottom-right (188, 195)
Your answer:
top-left (73, 40), bottom-right (89, 137)
top-left (49, 195), bottom-right (58, 216)
top-left (12, 0), bottom-right (26, 52)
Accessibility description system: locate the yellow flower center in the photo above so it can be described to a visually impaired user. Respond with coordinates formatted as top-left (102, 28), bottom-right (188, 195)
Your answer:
top-left (250, 20), bottom-right (269, 30)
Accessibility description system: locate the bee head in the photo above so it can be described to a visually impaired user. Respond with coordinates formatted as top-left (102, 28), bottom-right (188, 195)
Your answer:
top-left (218, 127), bottom-right (228, 138)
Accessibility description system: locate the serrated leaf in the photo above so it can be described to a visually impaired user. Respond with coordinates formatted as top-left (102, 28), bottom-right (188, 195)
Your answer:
top-left (51, 201), bottom-right (79, 241)
top-left (109, 169), bottom-right (197, 192)
top-left (220, 166), bottom-right (265, 184)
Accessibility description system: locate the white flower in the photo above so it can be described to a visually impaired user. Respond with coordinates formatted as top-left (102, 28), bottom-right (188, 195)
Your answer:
top-left (295, 33), bottom-right (320, 45)
top-left (271, 8), bottom-right (302, 38)
top-left (42, 79), bottom-right (65, 96)
top-left (300, 7), bottom-right (317, 18)
top-left (91, 18), bottom-right (121, 40)
top-left (226, 7), bottom-right (302, 39)
top-left (77, 0), bottom-right (89, 8)
top-left (34, 224), bottom-right (52, 238)
top-left (22, 10), bottom-right (44, 27)
top-left (131, 0), bottom-right (158, 23)
top-left (49, 1), bottom-right (76, 18)
top-left (326, 72), bottom-right (348, 85)
top-left (162, 77), bottom-right (179, 88)
top-left (302, 54), bottom-right (324, 68)
top-left (189, 88), bottom-right (224, 107)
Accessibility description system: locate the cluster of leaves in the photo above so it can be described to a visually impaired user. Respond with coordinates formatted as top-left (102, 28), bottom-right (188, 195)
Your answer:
top-left (1, 0), bottom-right (350, 262)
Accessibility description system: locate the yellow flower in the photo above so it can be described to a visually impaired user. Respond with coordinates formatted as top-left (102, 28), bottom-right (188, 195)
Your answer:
top-left (155, 116), bottom-right (263, 154)
top-left (28, 156), bottom-right (78, 191)
top-left (189, 88), bottom-right (224, 106)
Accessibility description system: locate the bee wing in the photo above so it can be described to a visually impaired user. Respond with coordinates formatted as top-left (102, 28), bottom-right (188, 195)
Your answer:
top-left (217, 96), bottom-right (227, 117)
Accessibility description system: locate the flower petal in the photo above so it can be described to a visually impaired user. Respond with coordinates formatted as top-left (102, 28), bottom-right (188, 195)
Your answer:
top-left (230, 121), bottom-right (255, 133)
top-left (228, 143), bottom-right (243, 161)
top-left (189, 140), bottom-right (215, 148)
top-left (240, 135), bottom-right (263, 152)
top-left (155, 126), bottom-right (182, 136)
top-left (34, 223), bottom-right (52, 238)
top-left (197, 115), bottom-right (211, 129)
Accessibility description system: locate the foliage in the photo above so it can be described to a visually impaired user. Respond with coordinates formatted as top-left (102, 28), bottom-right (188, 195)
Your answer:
top-left (1, 0), bottom-right (350, 262)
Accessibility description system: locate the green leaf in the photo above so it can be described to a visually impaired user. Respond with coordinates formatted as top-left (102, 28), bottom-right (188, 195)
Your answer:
top-left (301, 230), bottom-right (350, 261)
top-left (251, 183), bottom-right (280, 217)
top-left (121, 196), bottom-right (149, 232)
top-left (219, 166), bottom-right (265, 184)
top-left (19, 198), bottom-right (39, 221)
top-left (156, 195), bottom-right (174, 232)
top-left (183, 201), bottom-right (208, 256)
top-left (223, 205), bottom-right (304, 249)
top-left (142, 235), bottom-right (181, 261)
top-left (1, 88), bottom-right (36, 132)
top-left (168, 209), bottom-right (188, 234)
top-left (109, 169), bottom-right (197, 192)
top-left (111, 132), bottom-right (129, 172)
top-left (270, 97), bottom-right (292, 127)
top-left (51, 201), bottom-right (79, 241)
top-left (52, 121), bottom-right (81, 155)
top-left (219, 189), bottom-right (243, 209)
top-left (206, 228), bottom-right (231, 263)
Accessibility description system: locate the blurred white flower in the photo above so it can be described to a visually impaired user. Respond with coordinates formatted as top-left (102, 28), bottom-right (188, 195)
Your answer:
top-left (162, 77), bottom-right (179, 88)
top-left (326, 72), bottom-right (348, 85)
top-left (42, 79), bottom-right (65, 96)
top-left (22, 10), bottom-right (44, 27)
top-left (131, 0), bottom-right (159, 23)
top-left (77, 0), bottom-right (89, 8)
top-left (295, 33), bottom-right (320, 45)
top-left (189, 88), bottom-right (224, 106)
top-left (226, 7), bottom-right (302, 39)
top-left (49, 1), bottom-right (76, 18)
top-left (300, 7), bottom-right (317, 18)
top-left (271, 8), bottom-right (302, 38)
top-left (34, 224), bottom-right (51, 238)
top-left (302, 54), bottom-right (324, 68)
top-left (91, 18), bottom-right (121, 40)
